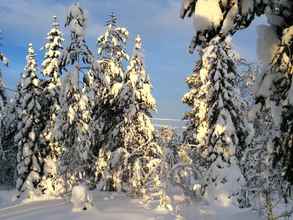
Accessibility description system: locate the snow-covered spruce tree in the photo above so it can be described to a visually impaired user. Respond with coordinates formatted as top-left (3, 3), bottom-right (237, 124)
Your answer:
top-left (39, 16), bottom-right (64, 196)
top-left (0, 30), bottom-right (8, 111)
top-left (158, 127), bottom-right (204, 202)
top-left (55, 69), bottom-right (91, 192)
top-left (272, 28), bottom-right (293, 184)
top-left (0, 71), bottom-right (8, 113)
top-left (0, 32), bottom-right (14, 186)
top-left (247, 117), bottom-right (293, 218)
top-left (86, 14), bottom-right (129, 187)
top-left (243, 103), bottom-right (281, 210)
top-left (183, 36), bottom-right (250, 205)
top-left (56, 3), bottom-right (93, 190)
top-left (15, 43), bottom-right (45, 198)
top-left (0, 103), bottom-right (18, 187)
top-left (180, 58), bottom-right (211, 201)
top-left (180, 0), bottom-right (293, 185)
top-left (87, 14), bottom-right (129, 156)
top-left (97, 35), bottom-right (163, 200)
top-left (42, 16), bottom-right (64, 87)
top-left (0, 71), bottom-right (6, 113)
top-left (182, 57), bottom-right (209, 173)
top-left (0, 31), bottom-right (9, 159)
top-left (156, 127), bottom-right (198, 212)
top-left (157, 127), bottom-right (181, 169)
top-left (238, 64), bottom-right (270, 208)
top-left (232, 61), bottom-right (293, 216)
top-left (1, 82), bottom-right (25, 187)
top-left (241, 64), bottom-right (292, 213)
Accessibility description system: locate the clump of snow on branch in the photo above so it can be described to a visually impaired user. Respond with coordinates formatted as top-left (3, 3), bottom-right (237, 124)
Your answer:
top-left (193, 0), bottom-right (223, 33)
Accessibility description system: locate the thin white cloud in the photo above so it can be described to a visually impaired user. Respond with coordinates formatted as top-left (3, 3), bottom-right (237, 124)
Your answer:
top-left (0, 1), bottom-right (65, 33)
top-left (0, 0), bottom-right (191, 43)
top-left (151, 0), bottom-right (191, 31)
top-left (0, 0), bottom-right (104, 46)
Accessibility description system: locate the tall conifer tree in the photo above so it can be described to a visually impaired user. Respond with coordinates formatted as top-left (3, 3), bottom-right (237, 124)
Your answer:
top-left (15, 44), bottom-right (44, 198)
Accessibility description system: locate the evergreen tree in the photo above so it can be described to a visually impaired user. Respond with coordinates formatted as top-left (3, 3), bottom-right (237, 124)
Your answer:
top-left (243, 103), bottom-right (281, 208)
top-left (183, 36), bottom-right (249, 204)
top-left (0, 81), bottom-right (18, 188)
top-left (15, 43), bottom-right (45, 198)
top-left (96, 35), bottom-right (162, 197)
top-left (241, 64), bottom-right (292, 210)
top-left (0, 103), bottom-right (17, 187)
top-left (181, 59), bottom-right (210, 181)
top-left (86, 14), bottom-right (129, 157)
top-left (56, 3), bottom-right (92, 190)
top-left (1, 82), bottom-right (25, 187)
top-left (157, 127), bottom-right (181, 169)
top-left (0, 70), bottom-right (7, 111)
top-left (42, 16), bottom-right (64, 87)
top-left (236, 64), bottom-right (264, 207)
top-left (84, 14), bottom-right (129, 187)
top-left (0, 30), bottom-right (8, 111)
top-left (39, 16), bottom-right (64, 195)
top-left (0, 31), bottom-right (14, 186)
top-left (182, 58), bottom-right (208, 151)
top-left (272, 29), bottom-right (293, 184)
top-left (180, 0), bottom-right (293, 185)
top-left (55, 69), bottom-right (91, 191)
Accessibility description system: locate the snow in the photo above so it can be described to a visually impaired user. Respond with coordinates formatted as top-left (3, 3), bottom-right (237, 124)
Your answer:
top-left (221, 5), bottom-right (237, 34)
top-left (71, 184), bottom-right (92, 212)
top-left (2, 2), bottom-right (292, 220)
top-left (193, 0), bottom-right (223, 32)
top-left (0, 190), bottom-right (17, 208)
top-left (205, 157), bottom-right (245, 207)
top-left (282, 26), bottom-right (293, 46)
top-left (0, 190), bottom-right (263, 220)
top-left (110, 82), bottom-right (122, 98)
top-left (134, 34), bottom-right (142, 50)
top-left (66, 3), bottom-right (86, 39)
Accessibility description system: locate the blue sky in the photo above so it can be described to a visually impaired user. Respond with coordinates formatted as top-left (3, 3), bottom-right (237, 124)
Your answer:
top-left (0, 0), bottom-right (264, 119)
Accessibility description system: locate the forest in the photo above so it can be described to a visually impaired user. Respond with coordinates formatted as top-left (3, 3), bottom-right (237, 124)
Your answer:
top-left (0, 0), bottom-right (293, 220)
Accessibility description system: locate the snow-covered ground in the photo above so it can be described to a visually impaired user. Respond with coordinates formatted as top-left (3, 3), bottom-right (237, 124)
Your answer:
top-left (0, 190), bottom-right (263, 220)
